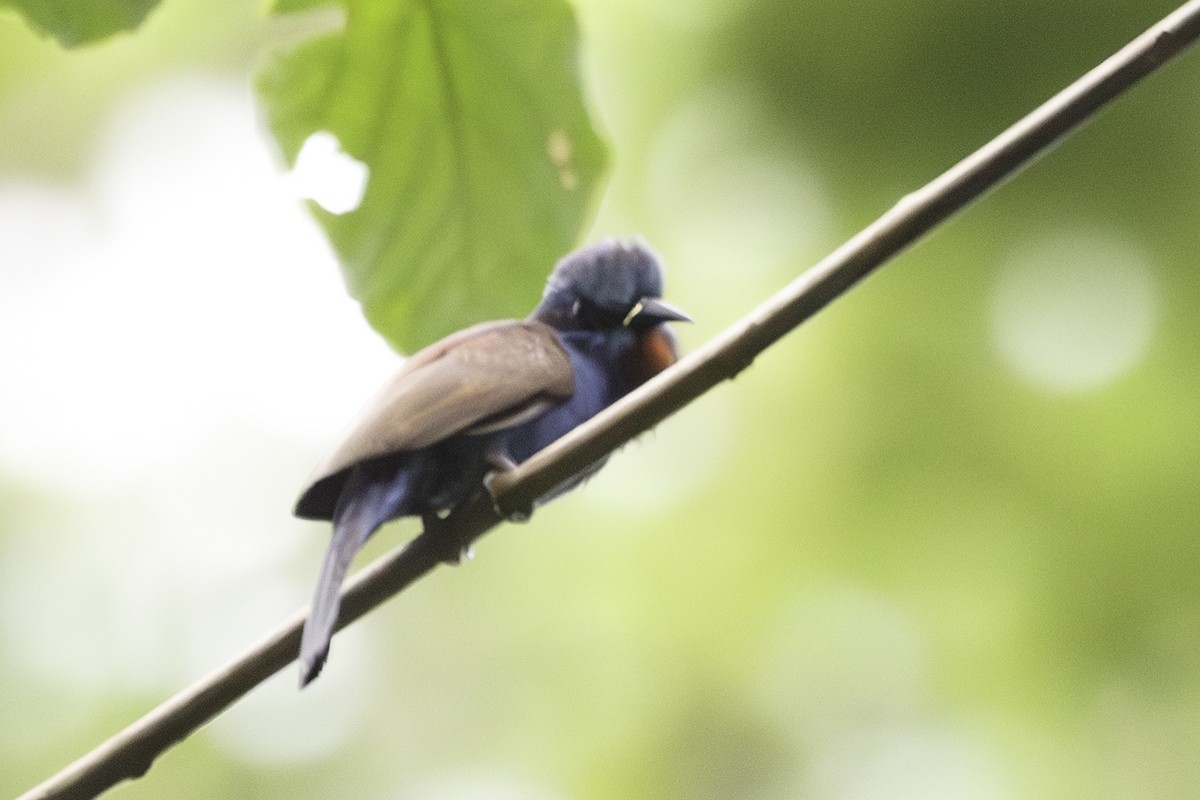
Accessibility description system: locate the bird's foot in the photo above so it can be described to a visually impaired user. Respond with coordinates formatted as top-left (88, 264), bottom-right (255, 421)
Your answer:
top-left (422, 510), bottom-right (473, 565)
top-left (482, 453), bottom-right (534, 523)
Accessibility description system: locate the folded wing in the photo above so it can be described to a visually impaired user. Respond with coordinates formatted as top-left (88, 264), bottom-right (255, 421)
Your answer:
top-left (294, 320), bottom-right (575, 520)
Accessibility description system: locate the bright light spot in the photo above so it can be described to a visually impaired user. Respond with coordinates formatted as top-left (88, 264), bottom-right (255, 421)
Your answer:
top-left (546, 128), bottom-right (578, 191)
top-left (0, 72), bottom-right (398, 733)
top-left (810, 724), bottom-right (1013, 800)
top-left (288, 130), bottom-right (369, 214)
top-left (0, 75), bottom-right (397, 491)
top-left (990, 229), bottom-right (1157, 393)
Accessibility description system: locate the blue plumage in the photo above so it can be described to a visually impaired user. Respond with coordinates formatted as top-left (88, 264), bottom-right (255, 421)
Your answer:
top-left (296, 239), bottom-right (688, 685)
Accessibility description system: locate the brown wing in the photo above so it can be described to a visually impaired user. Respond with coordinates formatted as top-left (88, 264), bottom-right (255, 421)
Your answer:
top-left (294, 320), bottom-right (574, 520)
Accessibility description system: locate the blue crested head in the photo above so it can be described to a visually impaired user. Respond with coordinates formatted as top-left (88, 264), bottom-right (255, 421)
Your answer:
top-left (533, 239), bottom-right (686, 331)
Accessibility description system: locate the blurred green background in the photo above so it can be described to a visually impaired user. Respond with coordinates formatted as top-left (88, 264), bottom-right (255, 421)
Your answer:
top-left (3, 1), bottom-right (1200, 798)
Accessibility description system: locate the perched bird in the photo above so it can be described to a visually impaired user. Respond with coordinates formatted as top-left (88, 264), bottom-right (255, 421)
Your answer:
top-left (294, 239), bottom-right (689, 686)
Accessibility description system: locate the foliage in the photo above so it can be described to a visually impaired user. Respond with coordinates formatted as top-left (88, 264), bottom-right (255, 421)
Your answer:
top-left (256, 0), bottom-right (606, 351)
top-left (0, 0), bottom-right (159, 47)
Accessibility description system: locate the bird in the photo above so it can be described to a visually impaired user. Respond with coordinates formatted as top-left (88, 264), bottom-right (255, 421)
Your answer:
top-left (293, 238), bottom-right (690, 686)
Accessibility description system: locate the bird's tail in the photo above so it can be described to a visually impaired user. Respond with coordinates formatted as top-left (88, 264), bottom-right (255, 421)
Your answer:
top-left (299, 463), bottom-right (414, 687)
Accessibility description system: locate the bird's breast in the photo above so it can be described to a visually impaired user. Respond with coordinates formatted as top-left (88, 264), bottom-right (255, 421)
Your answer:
top-left (623, 326), bottom-right (680, 388)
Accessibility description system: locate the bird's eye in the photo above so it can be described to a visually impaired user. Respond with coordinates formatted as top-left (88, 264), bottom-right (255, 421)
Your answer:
top-left (569, 298), bottom-right (628, 329)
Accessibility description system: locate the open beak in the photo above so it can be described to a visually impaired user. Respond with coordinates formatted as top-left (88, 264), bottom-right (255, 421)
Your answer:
top-left (624, 296), bottom-right (693, 327)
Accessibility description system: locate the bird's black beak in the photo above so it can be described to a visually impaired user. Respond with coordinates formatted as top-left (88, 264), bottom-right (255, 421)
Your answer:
top-left (624, 296), bottom-right (693, 327)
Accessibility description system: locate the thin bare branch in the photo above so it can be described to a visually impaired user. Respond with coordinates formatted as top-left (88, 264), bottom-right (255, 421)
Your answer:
top-left (19, 2), bottom-right (1200, 798)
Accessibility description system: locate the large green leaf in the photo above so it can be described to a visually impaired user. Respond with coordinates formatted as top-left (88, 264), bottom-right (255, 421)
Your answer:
top-left (256, 0), bottom-right (607, 352)
top-left (0, 0), bottom-right (160, 47)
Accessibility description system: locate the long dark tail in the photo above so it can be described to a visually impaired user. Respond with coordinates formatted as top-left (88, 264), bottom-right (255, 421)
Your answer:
top-left (299, 463), bottom-right (414, 687)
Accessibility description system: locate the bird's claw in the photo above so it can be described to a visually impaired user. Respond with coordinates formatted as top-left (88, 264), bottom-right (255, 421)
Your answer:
top-left (483, 454), bottom-right (534, 523)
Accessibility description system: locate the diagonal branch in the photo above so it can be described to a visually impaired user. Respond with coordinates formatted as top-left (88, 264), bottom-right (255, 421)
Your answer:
top-left (19, 2), bottom-right (1200, 798)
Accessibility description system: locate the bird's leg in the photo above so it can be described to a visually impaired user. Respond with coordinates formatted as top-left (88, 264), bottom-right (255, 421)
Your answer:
top-left (422, 508), bottom-right (470, 565)
top-left (482, 449), bottom-right (535, 523)
top-left (422, 444), bottom-right (535, 563)
top-left (486, 451), bottom-right (518, 473)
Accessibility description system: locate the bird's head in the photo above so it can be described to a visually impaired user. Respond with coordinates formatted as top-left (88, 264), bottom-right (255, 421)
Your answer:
top-left (532, 238), bottom-right (691, 333)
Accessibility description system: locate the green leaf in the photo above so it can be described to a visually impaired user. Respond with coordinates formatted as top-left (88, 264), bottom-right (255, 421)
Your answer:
top-left (256, 0), bottom-right (607, 352)
top-left (0, 0), bottom-right (160, 47)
